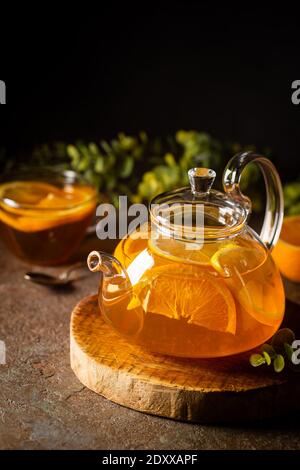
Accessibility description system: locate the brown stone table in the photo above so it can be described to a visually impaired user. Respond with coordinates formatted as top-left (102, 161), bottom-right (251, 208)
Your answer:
top-left (1, 237), bottom-right (300, 450)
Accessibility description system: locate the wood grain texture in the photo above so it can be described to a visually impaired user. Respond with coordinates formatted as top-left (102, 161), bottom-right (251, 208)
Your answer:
top-left (70, 295), bottom-right (300, 423)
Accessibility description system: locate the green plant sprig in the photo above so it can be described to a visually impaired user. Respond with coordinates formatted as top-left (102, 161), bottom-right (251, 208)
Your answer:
top-left (1, 130), bottom-right (278, 210)
top-left (249, 328), bottom-right (299, 373)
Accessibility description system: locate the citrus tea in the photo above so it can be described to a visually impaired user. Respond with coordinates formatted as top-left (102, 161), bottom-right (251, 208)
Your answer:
top-left (0, 179), bottom-right (96, 265)
top-left (98, 224), bottom-right (285, 358)
top-left (88, 155), bottom-right (285, 358)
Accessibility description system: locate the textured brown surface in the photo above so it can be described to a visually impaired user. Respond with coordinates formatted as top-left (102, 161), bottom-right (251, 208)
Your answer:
top-left (1, 237), bottom-right (300, 449)
top-left (71, 296), bottom-right (300, 423)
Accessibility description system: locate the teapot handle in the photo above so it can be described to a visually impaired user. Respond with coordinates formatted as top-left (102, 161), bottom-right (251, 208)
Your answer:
top-left (223, 151), bottom-right (284, 251)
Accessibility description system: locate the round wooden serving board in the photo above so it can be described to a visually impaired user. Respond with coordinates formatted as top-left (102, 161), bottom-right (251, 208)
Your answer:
top-left (70, 295), bottom-right (300, 423)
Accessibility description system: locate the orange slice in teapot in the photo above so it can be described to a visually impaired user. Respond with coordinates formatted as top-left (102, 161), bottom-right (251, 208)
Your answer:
top-left (237, 279), bottom-right (284, 327)
top-left (129, 264), bottom-right (236, 334)
top-left (148, 237), bottom-right (212, 265)
top-left (210, 242), bottom-right (266, 277)
top-left (210, 242), bottom-right (284, 326)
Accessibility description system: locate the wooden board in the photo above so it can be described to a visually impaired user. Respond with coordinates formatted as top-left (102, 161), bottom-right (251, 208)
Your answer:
top-left (70, 295), bottom-right (300, 423)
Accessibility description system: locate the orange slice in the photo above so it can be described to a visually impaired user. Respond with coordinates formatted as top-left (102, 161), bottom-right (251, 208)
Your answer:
top-left (148, 237), bottom-right (212, 265)
top-left (210, 242), bottom-right (266, 277)
top-left (237, 279), bottom-right (284, 327)
top-left (210, 242), bottom-right (284, 326)
top-left (272, 215), bottom-right (300, 282)
top-left (0, 181), bottom-right (63, 206)
top-left (130, 265), bottom-right (236, 334)
top-left (0, 181), bottom-right (96, 232)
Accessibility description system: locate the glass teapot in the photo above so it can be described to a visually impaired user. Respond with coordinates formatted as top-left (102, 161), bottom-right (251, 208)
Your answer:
top-left (88, 152), bottom-right (285, 358)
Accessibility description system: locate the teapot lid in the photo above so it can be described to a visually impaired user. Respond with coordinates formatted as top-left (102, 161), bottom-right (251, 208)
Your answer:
top-left (150, 168), bottom-right (248, 241)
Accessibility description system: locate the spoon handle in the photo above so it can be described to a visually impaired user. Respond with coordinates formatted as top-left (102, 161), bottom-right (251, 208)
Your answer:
top-left (60, 261), bottom-right (87, 280)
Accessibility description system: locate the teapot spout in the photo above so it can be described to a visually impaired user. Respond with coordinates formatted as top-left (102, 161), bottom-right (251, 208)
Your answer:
top-left (87, 250), bottom-right (129, 281)
top-left (87, 250), bottom-right (131, 303)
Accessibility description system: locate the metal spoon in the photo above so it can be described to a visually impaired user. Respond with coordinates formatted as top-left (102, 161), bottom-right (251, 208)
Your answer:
top-left (24, 262), bottom-right (86, 286)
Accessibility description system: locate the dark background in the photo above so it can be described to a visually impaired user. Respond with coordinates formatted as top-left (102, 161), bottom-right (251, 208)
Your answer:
top-left (1, 5), bottom-right (300, 179)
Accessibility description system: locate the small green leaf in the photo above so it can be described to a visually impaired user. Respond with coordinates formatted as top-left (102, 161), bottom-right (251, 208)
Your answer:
top-left (262, 351), bottom-right (271, 366)
top-left (67, 144), bottom-right (80, 167)
top-left (133, 147), bottom-right (143, 160)
top-left (119, 155), bottom-right (134, 178)
top-left (118, 133), bottom-right (137, 151)
top-left (284, 182), bottom-right (300, 202)
top-left (88, 142), bottom-right (100, 156)
top-left (273, 354), bottom-right (285, 373)
top-left (284, 343), bottom-right (295, 362)
top-left (139, 131), bottom-right (148, 143)
top-left (261, 343), bottom-right (276, 359)
top-left (164, 153), bottom-right (176, 167)
top-left (100, 140), bottom-right (113, 155)
top-left (77, 154), bottom-right (90, 172)
top-left (250, 353), bottom-right (266, 367)
top-left (106, 173), bottom-right (117, 191)
top-left (271, 328), bottom-right (296, 354)
top-left (94, 156), bottom-right (105, 174)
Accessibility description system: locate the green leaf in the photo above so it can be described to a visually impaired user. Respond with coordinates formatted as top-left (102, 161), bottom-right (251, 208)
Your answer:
top-left (106, 152), bottom-right (116, 168)
top-left (118, 133), bottom-right (137, 151)
top-left (262, 351), bottom-right (271, 366)
top-left (284, 342), bottom-right (295, 362)
top-left (83, 169), bottom-right (102, 191)
top-left (111, 192), bottom-right (121, 207)
top-left (284, 182), bottom-right (300, 202)
top-left (67, 144), bottom-right (80, 167)
top-left (88, 142), bottom-right (100, 156)
top-left (77, 154), bottom-right (90, 172)
top-left (271, 329), bottom-right (296, 354)
top-left (119, 155), bottom-right (134, 178)
top-left (100, 140), bottom-right (113, 155)
top-left (106, 173), bottom-right (117, 191)
top-left (133, 146), bottom-right (143, 160)
top-left (273, 354), bottom-right (285, 373)
top-left (153, 166), bottom-right (180, 189)
top-left (164, 153), bottom-right (176, 167)
top-left (139, 131), bottom-right (148, 143)
top-left (250, 353), bottom-right (266, 367)
top-left (55, 142), bottom-right (67, 159)
top-left (261, 343), bottom-right (276, 359)
top-left (94, 156), bottom-right (105, 174)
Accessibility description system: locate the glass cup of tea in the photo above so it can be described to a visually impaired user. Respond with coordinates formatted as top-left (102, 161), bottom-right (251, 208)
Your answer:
top-left (0, 168), bottom-right (97, 265)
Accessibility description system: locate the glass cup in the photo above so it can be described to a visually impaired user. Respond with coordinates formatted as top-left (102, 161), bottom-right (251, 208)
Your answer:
top-left (0, 168), bottom-right (97, 265)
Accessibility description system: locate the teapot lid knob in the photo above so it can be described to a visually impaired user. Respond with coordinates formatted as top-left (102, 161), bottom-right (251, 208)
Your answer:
top-left (188, 167), bottom-right (216, 195)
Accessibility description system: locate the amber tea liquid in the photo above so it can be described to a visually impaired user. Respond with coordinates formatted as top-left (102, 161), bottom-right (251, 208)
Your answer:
top-left (0, 181), bottom-right (96, 265)
top-left (101, 226), bottom-right (285, 358)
